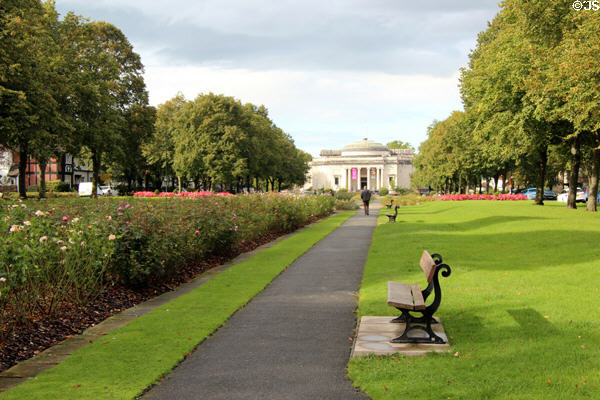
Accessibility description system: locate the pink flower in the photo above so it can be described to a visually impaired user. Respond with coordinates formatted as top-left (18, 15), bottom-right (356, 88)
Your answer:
top-left (62, 216), bottom-right (68, 222)
top-left (233, 214), bottom-right (237, 220)
top-left (234, 225), bottom-right (238, 232)
top-left (60, 246), bottom-right (67, 251)
top-left (108, 234), bottom-right (116, 240)
top-left (195, 230), bottom-right (199, 235)
top-left (125, 204), bottom-right (130, 209)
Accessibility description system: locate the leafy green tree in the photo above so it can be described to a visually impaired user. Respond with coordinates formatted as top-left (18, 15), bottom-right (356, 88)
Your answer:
top-left (111, 104), bottom-right (156, 192)
top-left (0, 1), bottom-right (71, 198)
top-left (143, 94), bottom-right (185, 190)
top-left (386, 140), bottom-right (414, 151)
top-left (68, 20), bottom-right (148, 198)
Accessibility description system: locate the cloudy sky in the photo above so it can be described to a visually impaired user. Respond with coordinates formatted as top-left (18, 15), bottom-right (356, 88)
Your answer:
top-left (54, 0), bottom-right (501, 156)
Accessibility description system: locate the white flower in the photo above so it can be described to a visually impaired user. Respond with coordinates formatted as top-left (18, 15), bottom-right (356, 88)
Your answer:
top-left (71, 217), bottom-right (79, 223)
top-left (56, 240), bottom-right (64, 245)
top-left (0, 277), bottom-right (6, 282)
top-left (60, 246), bottom-right (67, 251)
top-left (35, 210), bottom-right (45, 216)
top-left (108, 234), bottom-right (116, 240)
top-left (39, 236), bottom-right (48, 243)
top-left (23, 221), bottom-right (31, 226)
top-left (9, 225), bottom-right (22, 232)
top-left (80, 241), bottom-right (86, 247)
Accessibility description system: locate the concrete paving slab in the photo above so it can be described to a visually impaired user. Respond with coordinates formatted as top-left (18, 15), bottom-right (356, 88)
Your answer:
top-left (351, 316), bottom-right (451, 357)
top-left (143, 209), bottom-right (380, 400)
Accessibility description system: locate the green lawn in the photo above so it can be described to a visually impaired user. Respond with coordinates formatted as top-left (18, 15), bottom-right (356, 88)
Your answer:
top-left (1, 211), bottom-right (354, 400)
top-left (349, 201), bottom-right (599, 399)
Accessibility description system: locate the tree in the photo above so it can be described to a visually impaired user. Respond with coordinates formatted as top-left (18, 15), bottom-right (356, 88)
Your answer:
top-left (68, 19), bottom-right (148, 198)
top-left (386, 140), bottom-right (414, 151)
top-left (0, 1), bottom-right (70, 198)
top-left (143, 94), bottom-right (185, 190)
top-left (112, 104), bottom-right (156, 192)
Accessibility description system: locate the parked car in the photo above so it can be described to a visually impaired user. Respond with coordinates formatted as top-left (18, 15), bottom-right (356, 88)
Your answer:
top-left (99, 186), bottom-right (118, 196)
top-left (557, 188), bottom-right (586, 203)
top-left (584, 188), bottom-right (600, 204)
top-left (523, 188), bottom-right (537, 200)
top-left (523, 188), bottom-right (557, 200)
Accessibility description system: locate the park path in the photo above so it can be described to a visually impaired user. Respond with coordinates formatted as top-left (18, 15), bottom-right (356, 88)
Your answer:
top-left (143, 206), bottom-right (379, 400)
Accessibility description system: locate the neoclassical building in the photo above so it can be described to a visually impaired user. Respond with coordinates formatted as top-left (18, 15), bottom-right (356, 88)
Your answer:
top-left (305, 138), bottom-right (415, 191)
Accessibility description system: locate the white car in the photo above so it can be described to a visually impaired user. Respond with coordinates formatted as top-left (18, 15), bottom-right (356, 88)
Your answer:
top-left (557, 188), bottom-right (585, 203)
top-left (99, 186), bottom-right (118, 196)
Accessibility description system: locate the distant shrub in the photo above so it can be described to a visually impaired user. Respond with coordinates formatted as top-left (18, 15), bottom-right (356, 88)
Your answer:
top-left (46, 180), bottom-right (62, 192)
top-left (335, 192), bottom-right (354, 201)
top-left (55, 182), bottom-right (72, 192)
top-left (335, 199), bottom-right (359, 210)
top-left (379, 187), bottom-right (389, 196)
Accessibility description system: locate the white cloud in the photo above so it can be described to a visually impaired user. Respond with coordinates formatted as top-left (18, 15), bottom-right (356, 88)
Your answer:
top-left (144, 65), bottom-right (463, 156)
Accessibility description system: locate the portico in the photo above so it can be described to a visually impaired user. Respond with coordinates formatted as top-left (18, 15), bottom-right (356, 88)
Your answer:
top-left (305, 138), bottom-right (415, 191)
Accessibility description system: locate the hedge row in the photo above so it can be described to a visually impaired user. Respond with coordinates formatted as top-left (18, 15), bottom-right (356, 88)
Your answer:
top-left (0, 194), bottom-right (335, 324)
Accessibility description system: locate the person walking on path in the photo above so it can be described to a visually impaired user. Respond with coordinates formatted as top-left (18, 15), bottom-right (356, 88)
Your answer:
top-left (360, 186), bottom-right (371, 215)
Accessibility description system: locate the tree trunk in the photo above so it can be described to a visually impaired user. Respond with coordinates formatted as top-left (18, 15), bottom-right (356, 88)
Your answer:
top-left (494, 173), bottom-right (499, 193)
top-left (587, 145), bottom-right (599, 212)
top-left (38, 158), bottom-right (47, 199)
top-left (177, 175), bottom-right (182, 193)
top-left (534, 144), bottom-right (547, 206)
top-left (91, 151), bottom-right (101, 199)
top-left (18, 148), bottom-right (28, 199)
top-left (567, 136), bottom-right (581, 209)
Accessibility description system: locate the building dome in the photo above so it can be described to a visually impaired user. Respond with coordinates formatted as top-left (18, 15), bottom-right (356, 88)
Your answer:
top-left (341, 138), bottom-right (389, 155)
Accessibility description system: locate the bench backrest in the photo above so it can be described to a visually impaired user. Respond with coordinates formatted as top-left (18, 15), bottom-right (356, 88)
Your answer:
top-left (419, 250), bottom-right (437, 282)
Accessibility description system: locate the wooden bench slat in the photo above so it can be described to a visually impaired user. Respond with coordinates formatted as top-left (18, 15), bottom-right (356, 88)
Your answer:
top-left (411, 283), bottom-right (426, 310)
top-left (387, 281), bottom-right (415, 310)
top-left (420, 250), bottom-right (437, 282)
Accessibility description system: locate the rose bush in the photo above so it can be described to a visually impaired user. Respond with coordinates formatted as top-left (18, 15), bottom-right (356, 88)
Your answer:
top-left (0, 193), bottom-right (335, 324)
top-left (431, 193), bottom-right (527, 201)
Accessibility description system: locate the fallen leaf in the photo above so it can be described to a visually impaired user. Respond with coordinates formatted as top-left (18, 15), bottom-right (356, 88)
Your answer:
top-left (73, 384), bottom-right (81, 388)
top-left (454, 352), bottom-right (460, 357)
top-left (447, 380), bottom-right (451, 385)
top-left (547, 378), bottom-right (551, 385)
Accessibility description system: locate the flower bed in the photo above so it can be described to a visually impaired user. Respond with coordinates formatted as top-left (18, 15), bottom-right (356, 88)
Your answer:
top-left (0, 194), bottom-right (335, 327)
top-left (431, 193), bottom-right (527, 201)
top-left (132, 191), bottom-right (232, 198)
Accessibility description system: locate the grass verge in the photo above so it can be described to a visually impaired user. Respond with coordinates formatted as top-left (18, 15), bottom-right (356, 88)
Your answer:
top-left (1, 211), bottom-right (354, 400)
top-left (348, 201), bottom-right (599, 399)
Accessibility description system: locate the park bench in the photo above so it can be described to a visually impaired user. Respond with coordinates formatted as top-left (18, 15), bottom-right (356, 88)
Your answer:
top-left (385, 205), bottom-right (398, 223)
top-left (387, 251), bottom-right (452, 344)
top-left (385, 199), bottom-right (394, 209)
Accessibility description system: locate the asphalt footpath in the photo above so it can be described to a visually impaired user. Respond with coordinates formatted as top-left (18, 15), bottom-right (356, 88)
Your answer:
top-left (143, 205), bottom-right (379, 400)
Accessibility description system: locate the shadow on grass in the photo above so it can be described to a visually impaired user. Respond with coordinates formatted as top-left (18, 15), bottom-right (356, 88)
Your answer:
top-left (370, 228), bottom-right (598, 272)
top-left (390, 215), bottom-right (548, 233)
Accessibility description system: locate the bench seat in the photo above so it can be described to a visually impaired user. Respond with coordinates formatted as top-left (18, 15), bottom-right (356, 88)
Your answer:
top-left (387, 281), bottom-right (425, 310)
top-left (386, 251), bottom-right (451, 344)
